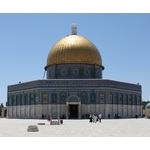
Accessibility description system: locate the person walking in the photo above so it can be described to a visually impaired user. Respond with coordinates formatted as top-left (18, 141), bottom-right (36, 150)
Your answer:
top-left (135, 113), bottom-right (138, 119)
top-left (99, 114), bottom-right (102, 123)
top-left (95, 115), bottom-right (98, 123)
top-left (96, 115), bottom-right (99, 122)
top-left (89, 115), bottom-right (92, 123)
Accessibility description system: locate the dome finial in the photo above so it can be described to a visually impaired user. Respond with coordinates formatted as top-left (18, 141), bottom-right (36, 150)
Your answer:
top-left (71, 23), bottom-right (77, 35)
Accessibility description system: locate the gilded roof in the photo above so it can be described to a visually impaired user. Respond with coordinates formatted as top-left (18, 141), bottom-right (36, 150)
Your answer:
top-left (45, 35), bottom-right (104, 70)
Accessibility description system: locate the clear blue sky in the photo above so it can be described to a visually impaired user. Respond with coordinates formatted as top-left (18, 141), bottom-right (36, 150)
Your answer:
top-left (0, 13), bottom-right (150, 105)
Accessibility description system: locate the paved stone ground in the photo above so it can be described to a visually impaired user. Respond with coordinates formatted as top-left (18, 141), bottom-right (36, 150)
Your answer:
top-left (0, 118), bottom-right (150, 137)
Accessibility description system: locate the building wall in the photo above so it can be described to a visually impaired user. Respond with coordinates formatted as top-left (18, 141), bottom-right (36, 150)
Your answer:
top-left (7, 81), bottom-right (142, 119)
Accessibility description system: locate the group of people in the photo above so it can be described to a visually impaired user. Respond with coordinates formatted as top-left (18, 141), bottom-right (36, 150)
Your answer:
top-left (89, 114), bottom-right (102, 123)
top-left (114, 113), bottom-right (120, 119)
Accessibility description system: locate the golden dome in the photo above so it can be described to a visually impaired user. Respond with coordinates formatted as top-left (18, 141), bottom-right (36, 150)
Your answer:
top-left (45, 35), bottom-right (104, 70)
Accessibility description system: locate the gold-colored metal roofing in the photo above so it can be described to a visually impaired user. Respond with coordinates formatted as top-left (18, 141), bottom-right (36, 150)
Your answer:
top-left (45, 35), bottom-right (104, 70)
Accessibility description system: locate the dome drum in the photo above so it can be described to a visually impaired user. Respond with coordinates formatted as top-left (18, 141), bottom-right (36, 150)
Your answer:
top-left (47, 64), bottom-right (102, 79)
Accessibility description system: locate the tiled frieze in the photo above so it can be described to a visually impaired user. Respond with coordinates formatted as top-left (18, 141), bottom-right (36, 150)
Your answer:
top-left (8, 79), bottom-right (141, 93)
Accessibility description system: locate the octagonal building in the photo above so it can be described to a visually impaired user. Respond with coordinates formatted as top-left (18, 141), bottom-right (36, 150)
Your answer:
top-left (7, 25), bottom-right (142, 119)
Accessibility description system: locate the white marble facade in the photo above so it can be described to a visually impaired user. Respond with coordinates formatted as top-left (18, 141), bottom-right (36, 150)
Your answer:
top-left (7, 103), bottom-right (142, 119)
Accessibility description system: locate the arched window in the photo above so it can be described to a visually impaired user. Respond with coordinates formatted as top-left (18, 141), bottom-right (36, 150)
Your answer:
top-left (99, 91), bottom-right (105, 104)
top-left (138, 96), bottom-right (141, 105)
top-left (60, 92), bottom-right (66, 104)
top-left (79, 67), bottom-right (84, 76)
top-left (134, 95), bottom-right (137, 105)
top-left (51, 93), bottom-right (57, 103)
top-left (81, 92), bottom-right (87, 104)
top-left (125, 94), bottom-right (128, 105)
top-left (91, 93), bottom-right (95, 103)
top-left (42, 92), bottom-right (49, 104)
top-left (113, 93), bottom-right (118, 104)
top-left (24, 94), bottom-right (27, 105)
top-left (8, 95), bottom-right (12, 106)
top-left (16, 95), bottom-right (19, 105)
top-left (108, 93), bottom-right (113, 104)
top-left (20, 94), bottom-right (23, 105)
top-left (119, 94), bottom-right (123, 104)
top-left (12, 95), bottom-right (16, 106)
top-left (128, 95), bottom-right (132, 105)
top-left (29, 93), bottom-right (34, 105)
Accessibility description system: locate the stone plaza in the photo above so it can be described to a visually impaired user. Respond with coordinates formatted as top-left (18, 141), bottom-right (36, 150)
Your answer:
top-left (0, 118), bottom-right (150, 137)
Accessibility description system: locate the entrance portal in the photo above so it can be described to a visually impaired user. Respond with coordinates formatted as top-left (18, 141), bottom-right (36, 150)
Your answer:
top-left (69, 105), bottom-right (78, 119)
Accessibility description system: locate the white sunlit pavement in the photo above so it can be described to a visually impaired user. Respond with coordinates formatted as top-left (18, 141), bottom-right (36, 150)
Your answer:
top-left (0, 118), bottom-right (150, 137)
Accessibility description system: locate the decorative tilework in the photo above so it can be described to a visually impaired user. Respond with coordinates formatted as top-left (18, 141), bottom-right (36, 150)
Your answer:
top-left (80, 91), bottom-right (87, 104)
top-left (60, 92), bottom-right (66, 104)
top-left (42, 92), bottom-right (49, 104)
top-left (51, 93), bottom-right (57, 104)
top-left (47, 64), bottom-right (102, 79)
top-left (8, 79), bottom-right (142, 107)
